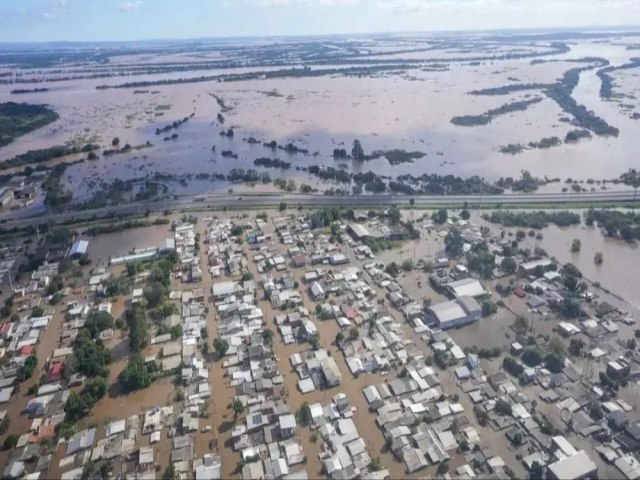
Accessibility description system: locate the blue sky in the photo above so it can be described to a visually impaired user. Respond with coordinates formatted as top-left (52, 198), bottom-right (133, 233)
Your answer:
top-left (0, 0), bottom-right (638, 42)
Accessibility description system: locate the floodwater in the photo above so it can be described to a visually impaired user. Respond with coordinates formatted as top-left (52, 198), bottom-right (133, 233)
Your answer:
top-left (1, 38), bottom-right (639, 204)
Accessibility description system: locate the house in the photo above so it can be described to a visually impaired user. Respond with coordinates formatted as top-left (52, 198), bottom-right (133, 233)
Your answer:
top-left (66, 428), bottom-right (96, 455)
top-left (291, 254), bottom-right (307, 268)
top-left (330, 253), bottom-right (349, 265)
top-left (321, 357), bottom-right (342, 387)
top-left (212, 281), bottom-right (236, 300)
top-left (278, 414), bottom-right (297, 439)
top-left (309, 282), bottom-right (326, 301)
top-left (426, 296), bottom-right (482, 330)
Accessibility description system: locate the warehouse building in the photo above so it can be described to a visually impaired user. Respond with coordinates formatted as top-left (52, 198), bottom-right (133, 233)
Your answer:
top-left (445, 278), bottom-right (487, 299)
top-left (69, 240), bottom-right (89, 259)
top-left (426, 296), bottom-right (482, 330)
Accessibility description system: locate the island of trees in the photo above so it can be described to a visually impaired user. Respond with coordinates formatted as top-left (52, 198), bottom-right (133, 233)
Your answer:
top-left (0, 102), bottom-right (59, 147)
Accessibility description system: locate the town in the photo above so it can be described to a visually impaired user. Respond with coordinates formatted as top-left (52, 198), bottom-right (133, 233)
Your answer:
top-left (0, 204), bottom-right (636, 480)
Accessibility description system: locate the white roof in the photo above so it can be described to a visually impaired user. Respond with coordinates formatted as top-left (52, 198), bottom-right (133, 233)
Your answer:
top-left (429, 301), bottom-right (466, 323)
top-left (548, 451), bottom-right (597, 480)
top-left (446, 278), bottom-right (486, 298)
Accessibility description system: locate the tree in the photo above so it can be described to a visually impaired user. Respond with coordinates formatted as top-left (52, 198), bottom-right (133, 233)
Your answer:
top-left (409, 198), bottom-right (415, 207)
top-left (351, 139), bottom-right (364, 160)
top-left (481, 300), bottom-right (498, 317)
top-left (170, 325), bottom-right (182, 339)
top-left (232, 398), bottom-right (244, 422)
top-left (349, 327), bottom-right (359, 341)
top-left (85, 311), bottom-right (114, 339)
top-left (296, 402), bottom-right (312, 426)
top-left (621, 168), bottom-right (640, 202)
top-left (143, 281), bottom-right (166, 308)
top-left (589, 402), bottom-right (604, 421)
top-left (112, 137), bottom-right (120, 147)
top-left (569, 338), bottom-right (585, 357)
top-left (388, 204), bottom-right (401, 226)
top-left (73, 329), bottom-right (110, 377)
top-left (19, 353), bottom-right (38, 382)
top-left (495, 399), bottom-right (512, 416)
top-left (3, 434), bottom-right (19, 450)
top-left (279, 202), bottom-right (287, 211)
top-left (460, 209), bottom-right (471, 220)
top-left (432, 208), bottom-right (448, 225)
top-left (501, 257), bottom-right (517, 275)
top-left (310, 333), bottom-right (321, 350)
top-left (594, 252), bottom-right (603, 264)
top-left (444, 228), bottom-right (464, 258)
top-left (522, 347), bottom-right (544, 367)
top-left (119, 354), bottom-right (152, 392)
top-left (384, 261), bottom-right (400, 278)
top-left (335, 332), bottom-right (344, 345)
top-left (31, 306), bottom-right (44, 317)
top-left (47, 275), bottom-right (64, 295)
top-left (401, 259), bottom-right (414, 271)
top-left (529, 461), bottom-right (545, 480)
top-left (571, 238), bottom-right (582, 252)
top-left (126, 306), bottom-right (149, 352)
top-left (262, 328), bottom-right (274, 346)
top-left (437, 461), bottom-right (449, 475)
top-left (213, 337), bottom-right (229, 356)
top-left (545, 352), bottom-right (565, 373)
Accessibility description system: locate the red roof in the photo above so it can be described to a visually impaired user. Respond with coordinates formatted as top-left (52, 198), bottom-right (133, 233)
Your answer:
top-left (49, 363), bottom-right (63, 376)
top-left (344, 307), bottom-right (358, 319)
top-left (514, 288), bottom-right (526, 298)
top-left (20, 345), bottom-right (34, 356)
top-left (0, 323), bottom-right (13, 333)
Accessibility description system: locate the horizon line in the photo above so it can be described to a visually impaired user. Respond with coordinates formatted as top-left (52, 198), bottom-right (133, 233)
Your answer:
top-left (1, 23), bottom-right (640, 46)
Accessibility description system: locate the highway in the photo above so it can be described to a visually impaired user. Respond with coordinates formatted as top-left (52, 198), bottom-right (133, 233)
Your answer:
top-left (0, 189), bottom-right (636, 230)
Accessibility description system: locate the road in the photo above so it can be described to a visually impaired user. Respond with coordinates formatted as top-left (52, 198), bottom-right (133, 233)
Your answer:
top-left (0, 189), bottom-right (636, 230)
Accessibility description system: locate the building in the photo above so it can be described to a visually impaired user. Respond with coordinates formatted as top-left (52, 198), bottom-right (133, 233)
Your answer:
top-left (212, 281), bottom-right (236, 301)
top-left (445, 278), bottom-right (487, 298)
top-left (0, 187), bottom-right (13, 209)
top-left (158, 238), bottom-right (176, 253)
top-left (547, 450), bottom-right (597, 480)
top-left (309, 282), bottom-right (326, 301)
top-left (348, 223), bottom-right (372, 241)
top-left (321, 357), bottom-right (342, 387)
top-left (69, 240), bottom-right (89, 259)
top-left (519, 259), bottom-right (554, 277)
top-left (426, 296), bottom-right (482, 330)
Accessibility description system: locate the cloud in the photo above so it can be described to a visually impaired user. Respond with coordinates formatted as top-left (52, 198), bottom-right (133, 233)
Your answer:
top-left (375, 0), bottom-right (640, 12)
top-left (247, 0), bottom-right (359, 7)
top-left (43, 0), bottom-right (68, 19)
top-left (118, 0), bottom-right (142, 11)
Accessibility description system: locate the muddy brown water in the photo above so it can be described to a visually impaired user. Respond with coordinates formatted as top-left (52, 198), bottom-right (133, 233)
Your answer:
top-left (1, 40), bottom-right (640, 205)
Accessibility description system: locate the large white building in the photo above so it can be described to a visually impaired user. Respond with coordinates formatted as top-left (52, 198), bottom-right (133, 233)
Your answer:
top-left (445, 278), bottom-right (487, 299)
top-left (426, 296), bottom-right (482, 330)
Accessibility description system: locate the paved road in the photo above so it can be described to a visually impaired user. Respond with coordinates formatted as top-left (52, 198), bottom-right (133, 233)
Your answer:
top-left (0, 189), bottom-right (636, 229)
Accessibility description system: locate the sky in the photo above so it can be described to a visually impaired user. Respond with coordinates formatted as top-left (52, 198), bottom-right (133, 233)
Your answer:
top-left (0, 0), bottom-right (639, 42)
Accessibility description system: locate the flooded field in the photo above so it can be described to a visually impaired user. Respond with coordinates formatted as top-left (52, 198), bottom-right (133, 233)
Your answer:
top-left (1, 33), bottom-right (640, 205)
